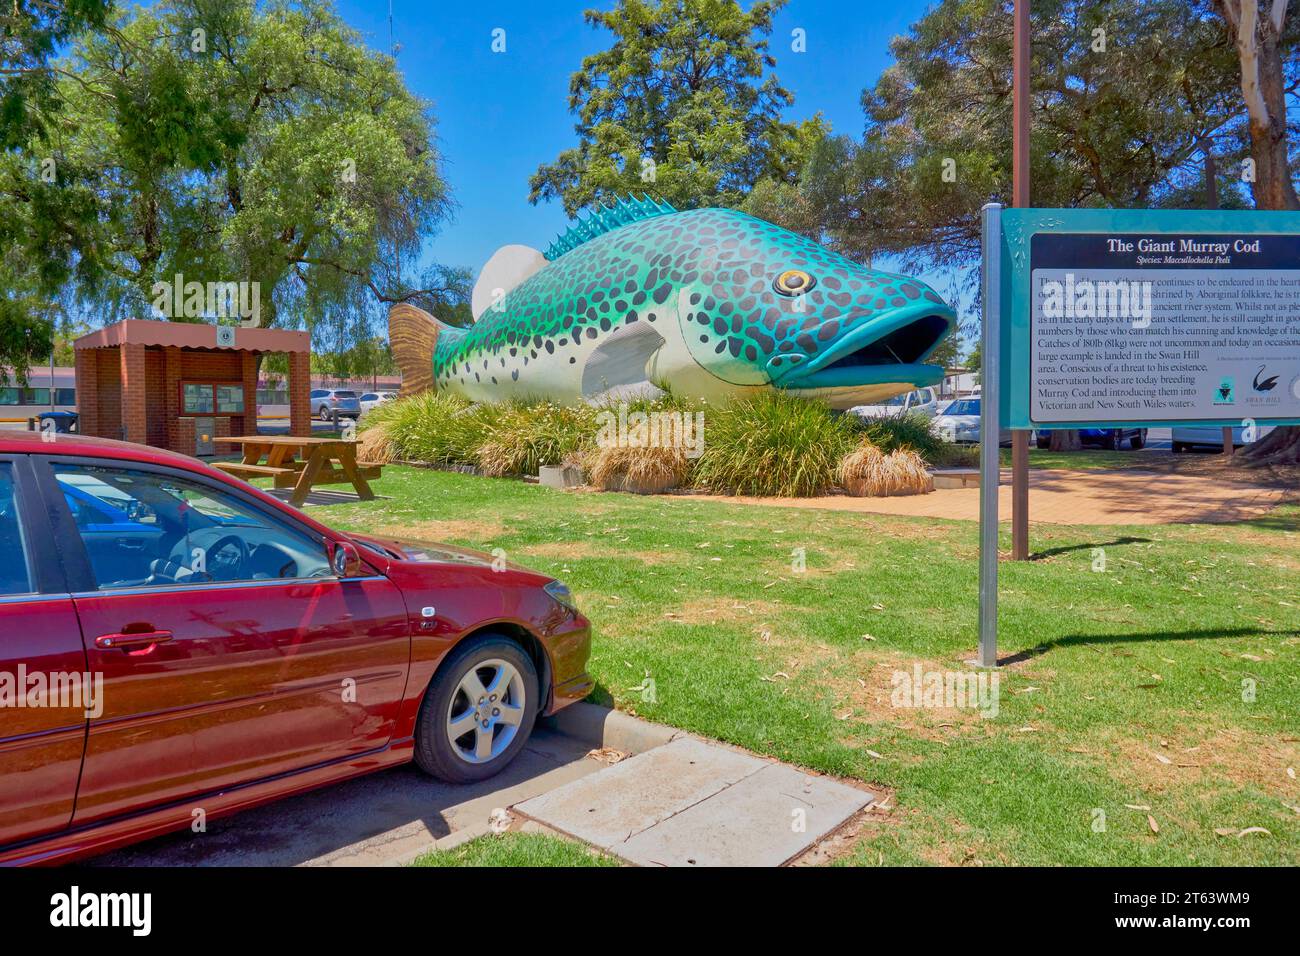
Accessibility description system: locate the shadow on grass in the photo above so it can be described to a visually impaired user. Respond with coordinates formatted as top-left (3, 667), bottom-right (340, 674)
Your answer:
top-left (1001, 626), bottom-right (1299, 665)
top-left (582, 680), bottom-right (615, 709)
top-left (1030, 536), bottom-right (1152, 560)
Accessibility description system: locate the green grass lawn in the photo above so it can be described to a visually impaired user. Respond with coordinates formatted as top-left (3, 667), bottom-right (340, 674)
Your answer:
top-left (309, 465), bottom-right (1298, 866)
top-left (410, 832), bottom-right (617, 867)
top-left (999, 447), bottom-right (1161, 471)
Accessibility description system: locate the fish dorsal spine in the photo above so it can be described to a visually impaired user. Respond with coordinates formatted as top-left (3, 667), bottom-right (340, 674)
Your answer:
top-left (544, 194), bottom-right (677, 260)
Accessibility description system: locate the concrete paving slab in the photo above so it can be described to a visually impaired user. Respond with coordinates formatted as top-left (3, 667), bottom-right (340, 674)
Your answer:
top-left (90, 727), bottom-right (603, 867)
top-left (609, 762), bottom-right (874, 867)
top-left (513, 736), bottom-right (766, 848)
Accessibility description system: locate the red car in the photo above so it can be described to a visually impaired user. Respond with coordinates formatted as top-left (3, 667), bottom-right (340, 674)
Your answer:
top-left (0, 431), bottom-right (592, 865)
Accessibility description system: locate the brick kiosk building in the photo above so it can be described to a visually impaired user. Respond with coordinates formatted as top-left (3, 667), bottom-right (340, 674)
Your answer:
top-left (73, 320), bottom-right (312, 456)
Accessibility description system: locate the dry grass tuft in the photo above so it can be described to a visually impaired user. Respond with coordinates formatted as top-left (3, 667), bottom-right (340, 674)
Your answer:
top-left (840, 442), bottom-right (934, 497)
top-left (585, 424), bottom-right (691, 494)
top-left (356, 420), bottom-right (398, 464)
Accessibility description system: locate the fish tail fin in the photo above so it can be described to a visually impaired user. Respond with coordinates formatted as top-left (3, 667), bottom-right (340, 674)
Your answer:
top-left (388, 303), bottom-right (448, 397)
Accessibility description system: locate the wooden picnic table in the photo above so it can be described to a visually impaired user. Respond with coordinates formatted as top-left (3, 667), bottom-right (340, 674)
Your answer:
top-left (213, 435), bottom-right (381, 507)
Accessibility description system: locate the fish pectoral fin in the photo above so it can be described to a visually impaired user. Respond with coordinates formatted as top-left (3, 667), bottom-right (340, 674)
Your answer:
top-left (579, 322), bottom-right (666, 400)
top-left (471, 245), bottom-right (548, 320)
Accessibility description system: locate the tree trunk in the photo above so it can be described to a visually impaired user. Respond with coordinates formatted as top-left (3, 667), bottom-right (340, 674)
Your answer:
top-left (1049, 430), bottom-right (1081, 452)
top-left (1216, 0), bottom-right (1300, 464)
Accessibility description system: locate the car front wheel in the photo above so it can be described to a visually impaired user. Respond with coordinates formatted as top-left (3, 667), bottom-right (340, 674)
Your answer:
top-left (414, 634), bottom-right (539, 783)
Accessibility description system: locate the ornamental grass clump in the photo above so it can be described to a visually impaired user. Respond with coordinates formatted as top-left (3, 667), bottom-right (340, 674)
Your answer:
top-left (585, 422), bottom-right (691, 494)
top-left (473, 401), bottom-right (598, 477)
top-left (839, 440), bottom-right (934, 497)
top-left (692, 391), bottom-right (858, 497)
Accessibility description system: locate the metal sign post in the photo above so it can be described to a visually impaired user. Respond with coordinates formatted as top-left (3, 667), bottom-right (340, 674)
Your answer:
top-left (977, 202), bottom-right (1002, 669)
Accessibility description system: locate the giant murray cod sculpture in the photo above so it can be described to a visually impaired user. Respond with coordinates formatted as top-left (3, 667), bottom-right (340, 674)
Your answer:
top-left (389, 197), bottom-right (955, 409)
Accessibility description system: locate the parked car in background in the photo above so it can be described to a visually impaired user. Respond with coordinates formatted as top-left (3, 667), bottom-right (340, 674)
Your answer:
top-left (932, 397), bottom-right (1012, 446)
top-left (1171, 424), bottom-right (1273, 452)
top-left (1035, 427), bottom-right (1148, 450)
top-left (359, 391), bottom-right (398, 414)
top-left (310, 388), bottom-right (361, 421)
top-left (849, 386), bottom-right (941, 420)
top-left (0, 430), bottom-right (592, 865)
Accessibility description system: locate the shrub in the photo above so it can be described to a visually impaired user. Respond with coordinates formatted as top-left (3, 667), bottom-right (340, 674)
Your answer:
top-left (366, 391), bottom-right (483, 465)
top-left (853, 411), bottom-right (944, 463)
top-left (839, 440), bottom-right (934, 496)
top-left (474, 401), bottom-right (598, 476)
top-left (693, 391), bottom-right (858, 497)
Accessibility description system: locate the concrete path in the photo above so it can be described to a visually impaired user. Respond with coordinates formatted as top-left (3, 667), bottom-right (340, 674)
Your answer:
top-left (91, 727), bottom-right (605, 867)
top-left (514, 736), bottom-right (876, 867)
top-left (677, 467), bottom-right (1284, 526)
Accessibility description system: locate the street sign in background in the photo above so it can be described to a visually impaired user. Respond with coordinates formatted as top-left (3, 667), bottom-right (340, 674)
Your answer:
top-left (999, 208), bottom-right (1300, 430)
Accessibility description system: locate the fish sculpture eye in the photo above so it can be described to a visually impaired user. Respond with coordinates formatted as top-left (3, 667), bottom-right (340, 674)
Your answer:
top-left (773, 269), bottom-right (815, 296)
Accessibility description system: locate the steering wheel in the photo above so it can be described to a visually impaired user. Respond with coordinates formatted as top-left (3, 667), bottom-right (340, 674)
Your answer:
top-left (204, 533), bottom-right (248, 582)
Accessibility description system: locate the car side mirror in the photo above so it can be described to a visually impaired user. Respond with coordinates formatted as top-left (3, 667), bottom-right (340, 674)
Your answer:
top-left (331, 540), bottom-right (363, 578)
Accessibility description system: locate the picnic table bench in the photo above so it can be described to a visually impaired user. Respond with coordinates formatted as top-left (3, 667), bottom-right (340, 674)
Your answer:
top-left (214, 435), bottom-right (381, 507)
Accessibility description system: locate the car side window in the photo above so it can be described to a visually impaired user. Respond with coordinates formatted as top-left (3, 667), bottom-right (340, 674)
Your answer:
top-left (52, 464), bottom-right (333, 590)
top-left (0, 464), bottom-right (33, 596)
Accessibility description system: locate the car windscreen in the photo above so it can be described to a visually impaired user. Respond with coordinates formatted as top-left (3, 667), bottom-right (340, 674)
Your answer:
top-left (945, 400), bottom-right (980, 416)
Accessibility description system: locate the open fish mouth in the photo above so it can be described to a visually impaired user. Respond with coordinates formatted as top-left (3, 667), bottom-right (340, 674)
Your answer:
top-left (768, 308), bottom-right (953, 390)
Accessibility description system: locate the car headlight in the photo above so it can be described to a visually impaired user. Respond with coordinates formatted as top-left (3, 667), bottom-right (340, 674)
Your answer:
top-left (544, 580), bottom-right (578, 611)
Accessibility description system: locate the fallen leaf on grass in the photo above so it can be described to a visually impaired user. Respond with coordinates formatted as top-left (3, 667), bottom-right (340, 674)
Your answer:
top-left (1124, 804), bottom-right (1151, 811)
top-left (863, 749), bottom-right (883, 759)
top-left (1147, 815), bottom-right (1160, 834)
top-left (1152, 752), bottom-right (1173, 765)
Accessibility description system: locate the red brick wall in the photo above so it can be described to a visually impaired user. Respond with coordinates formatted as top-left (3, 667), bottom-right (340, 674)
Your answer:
top-left (288, 351), bottom-right (311, 437)
top-left (74, 349), bottom-right (101, 437)
top-left (173, 417), bottom-right (196, 457)
top-left (238, 352), bottom-right (258, 437)
top-left (144, 348), bottom-right (166, 448)
top-left (119, 343), bottom-right (147, 445)
top-left (95, 349), bottom-right (122, 440)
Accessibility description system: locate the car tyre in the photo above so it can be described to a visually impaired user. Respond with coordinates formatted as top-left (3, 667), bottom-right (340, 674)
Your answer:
top-left (1036, 434), bottom-right (1050, 449)
top-left (1130, 430), bottom-right (1146, 450)
top-left (414, 634), bottom-right (539, 784)
top-left (1172, 441), bottom-right (1187, 453)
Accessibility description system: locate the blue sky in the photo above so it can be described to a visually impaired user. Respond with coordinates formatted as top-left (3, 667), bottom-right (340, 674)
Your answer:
top-left (335, 0), bottom-right (939, 271)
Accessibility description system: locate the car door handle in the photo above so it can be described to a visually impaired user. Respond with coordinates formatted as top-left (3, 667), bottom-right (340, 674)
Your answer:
top-left (95, 630), bottom-right (174, 651)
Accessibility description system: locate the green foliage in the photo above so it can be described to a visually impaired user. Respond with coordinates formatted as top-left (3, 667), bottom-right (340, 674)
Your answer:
top-left (365, 391), bottom-right (480, 466)
top-left (0, 0), bottom-right (464, 359)
top-left (0, 0), bottom-right (113, 149)
top-left (530, 0), bottom-right (817, 214)
top-left (693, 391), bottom-right (859, 496)
top-left (752, 0), bottom-right (1268, 282)
top-left (855, 412), bottom-right (944, 463)
top-left (474, 401), bottom-right (598, 476)
top-left (410, 833), bottom-right (617, 868)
